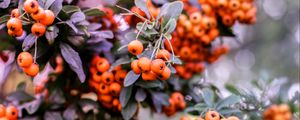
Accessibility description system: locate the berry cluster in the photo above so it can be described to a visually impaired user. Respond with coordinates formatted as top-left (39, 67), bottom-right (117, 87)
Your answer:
top-left (0, 104), bottom-right (18, 120)
top-left (17, 52), bottom-right (39, 77)
top-left (128, 40), bottom-right (172, 81)
top-left (163, 92), bottom-right (186, 116)
top-left (88, 56), bottom-right (126, 112)
top-left (263, 104), bottom-right (292, 120)
top-left (6, 0), bottom-right (55, 37)
top-left (90, 7), bottom-right (118, 32)
top-left (181, 110), bottom-right (240, 120)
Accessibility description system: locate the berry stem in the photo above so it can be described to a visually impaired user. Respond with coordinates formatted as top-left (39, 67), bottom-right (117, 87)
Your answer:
top-left (164, 34), bottom-right (175, 62)
top-left (34, 37), bottom-right (38, 63)
top-left (136, 21), bottom-right (147, 39)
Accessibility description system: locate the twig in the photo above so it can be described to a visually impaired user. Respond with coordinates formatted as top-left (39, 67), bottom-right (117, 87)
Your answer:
top-left (34, 37), bottom-right (38, 63)
top-left (164, 34), bottom-right (175, 62)
top-left (116, 5), bottom-right (149, 22)
top-left (136, 21), bottom-right (147, 39)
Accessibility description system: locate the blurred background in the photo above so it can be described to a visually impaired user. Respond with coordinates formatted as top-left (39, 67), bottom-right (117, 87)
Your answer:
top-left (205, 0), bottom-right (300, 98)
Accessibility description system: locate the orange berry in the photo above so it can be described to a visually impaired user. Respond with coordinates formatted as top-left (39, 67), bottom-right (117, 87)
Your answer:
top-left (156, 49), bottom-right (171, 61)
top-left (39, 10), bottom-right (55, 26)
top-left (8, 29), bottom-right (23, 37)
top-left (17, 52), bottom-right (33, 68)
top-left (183, 20), bottom-right (192, 32)
top-left (241, 2), bottom-right (252, 11)
top-left (201, 35), bottom-right (211, 44)
top-left (112, 99), bottom-right (120, 107)
top-left (180, 47), bottom-right (192, 59)
top-left (171, 92), bottom-right (185, 105)
top-left (31, 7), bottom-right (45, 21)
top-left (205, 110), bottom-right (220, 120)
top-left (131, 60), bottom-right (141, 74)
top-left (112, 65), bottom-right (122, 74)
top-left (137, 57), bottom-right (151, 72)
top-left (99, 94), bottom-right (113, 103)
top-left (99, 83), bottom-right (110, 94)
top-left (23, 0), bottom-right (39, 13)
top-left (217, 0), bottom-right (228, 8)
top-left (157, 67), bottom-right (171, 80)
top-left (23, 63), bottom-right (39, 77)
top-left (208, 28), bottom-right (220, 40)
top-left (142, 71), bottom-right (157, 81)
top-left (193, 25), bottom-right (205, 37)
top-left (128, 40), bottom-right (144, 55)
top-left (5, 105), bottom-right (18, 120)
top-left (0, 105), bottom-right (6, 117)
top-left (109, 82), bottom-right (122, 96)
top-left (222, 14), bottom-right (234, 26)
top-left (6, 18), bottom-right (22, 32)
top-left (31, 23), bottom-right (46, 37)
top-left (190, 12), bottom-right (202, 25)
top-left (233, 10), bottom-right (245, 21)
top-left (201, 16), bottom-right (212, 30)
top-left (101, 72), bottom-right (114, 85)
top-left (92, 71), bottom-right (102, 82)
top-left (201, 4), bottom-right (212, 15)
top-left (96, 58), bottom-right (110, 73)
top-left (227, 116), bottom-right (239, 120)
top-left (151, 59), bottom-right (166, 74)
top-left (11, 9), bottom-right (20, 18)
top-left (178, 14), bottom-right (188, 25)
top-left (180, 116), bottom-right (190, 120)
top-left (115, 70), bottom-right (127, 83)
top-left (229, 0), bottom-right (240, 11)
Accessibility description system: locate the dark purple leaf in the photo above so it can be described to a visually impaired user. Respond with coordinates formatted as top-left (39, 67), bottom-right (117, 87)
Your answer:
top-left (88, 40), bottom-right (112, 53)
top-left (90, 30), bottom-right (114, 39)
top-left (60, 43), bottom-right (86, 82)
top-left (168, 76), bottom-right (181, 91)
top-left (135, 80), bottom-right (162, 88)
top-left (120, 85), bottom-right (133, 107)
top-left (108, 57), bottom-right (131, 72)
top-left (151, 92), bottom-right (169, 106)
top-left (44, 112), bottom-right (63, 120)
top-left (0, 0), bottom-right (10, 8)
top-left (103, 51), bottom-right (114, 63)
top-left (87, 23), bottom-right (102, 31)
top-left (124, 71), bottom-right (140, 87)
top-left (6, 91), bottom-right (35, 102)
top-left (135, 88), bottom-right (146, 102)
top-left (63, 104), bottom-right (78, 120)
top-left (22, 34), bottom-right (37, 51)
top-left (17, 82), bottom-right (26, 91)
top-left (44, 0), bottom-right (55, 9)
top-left (66, 21), bottom-right (78, 33)
top-left (87, 37), bottom-right (106, 44)
top-left (49, 0), bottom-right (63, 16)
top-left (48, 89), bottom-right (66, 105)
top-left (24, 97), bottom-right (42, 114)
top-left (71, 12), bottom-right (86, 23)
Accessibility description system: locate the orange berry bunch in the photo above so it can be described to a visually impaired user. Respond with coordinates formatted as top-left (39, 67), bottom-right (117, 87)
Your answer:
top-left (17, 52), bottom-right (39, 77)
top-left (163, 92), bottom-right (186, 116)
top-left (90, 7), bottom-right (118, 31)
top-left (128, 40), bottom-right (172, 81)
top-left (263, 104), bottom-right (292, 120)
top-left (180, 110), bottom-right (240, 120)
top-left (88, 56), bottom-right (126, 112)
top-left (6, 0), bottom-right (55, 37)
top-left (0, 104), bottom-right (18, 120)
top-left (125, 0), bottom-right (160, 26)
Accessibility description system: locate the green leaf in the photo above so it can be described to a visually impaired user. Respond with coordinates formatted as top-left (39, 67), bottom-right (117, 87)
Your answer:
top-left (46, 25), bottom-right (59, 45)
top-left (225, 84), bottom-right (241, 95)
top-left (60, 43), bottom-right (86, 82)
top-left (134, 0), bottom-right (150, 18)
top-left (0, 15), bottom-right (10, 24)
top-left (62, 5), bottom-right (80, 14)
top-left (7, 91), bottom-right (35, 102)
top-left (194, 103), bottom-right (208, 112)
top-left (202, 88), bottom-right (214, 107)
top-left (218, 108), bottom-right (241, 115)
top-left (135, 80), bottom-right (162, 88)
top-left (121, 101), bottom-right (138, 120)
top-left (83, 8), bottom-right (105, 17)
top-left (124, 71), bottom-right (140, 87)
top-left (215, 95), bottom-right (240, 110)
top-left (17, 82), bottom-right (26, 91)
top-left (159, 1), bottom-right (183, 25)
top-left (120, 85), bottom-right (133, 107)
top-left (109, 57), bottom-right (131, 72)
top-left (164, 18), bottom-right (177, 34)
